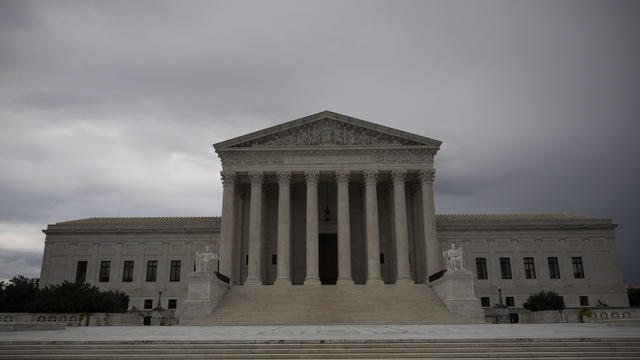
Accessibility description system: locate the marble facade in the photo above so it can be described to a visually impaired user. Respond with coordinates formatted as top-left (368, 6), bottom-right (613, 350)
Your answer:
top-left (38, 111), bottom-right (630, 314)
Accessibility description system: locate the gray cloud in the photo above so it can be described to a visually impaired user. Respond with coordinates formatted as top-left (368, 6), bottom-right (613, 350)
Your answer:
top-left (0, 249), bottom-right (42, 281)
top-left (0, 0), bottom-right (639, 283)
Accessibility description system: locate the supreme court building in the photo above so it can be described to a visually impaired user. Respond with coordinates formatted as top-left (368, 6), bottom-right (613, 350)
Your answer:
top-left (39, 111), bottom-right (629, 322)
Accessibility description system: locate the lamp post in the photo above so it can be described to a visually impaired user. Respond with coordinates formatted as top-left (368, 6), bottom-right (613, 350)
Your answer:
top-left (498, 287), bottom-right (504, 307)
top-left (151, 288), bottom-right (164, 325)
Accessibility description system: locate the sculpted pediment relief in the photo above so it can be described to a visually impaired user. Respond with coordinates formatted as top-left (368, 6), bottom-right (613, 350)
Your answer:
top-left (214, 111), bottom-right (442, 151)
top-left (233, 118), bottom-right (420, 147)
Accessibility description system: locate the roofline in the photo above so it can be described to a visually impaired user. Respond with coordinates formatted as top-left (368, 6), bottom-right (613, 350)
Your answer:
top-left (42, 216), bottom-right (221, 235)
top-left (213, 110), bottom-right (442, 150)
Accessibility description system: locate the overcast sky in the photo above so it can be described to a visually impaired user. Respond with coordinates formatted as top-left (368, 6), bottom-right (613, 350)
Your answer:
top-left (1, 0), bottom-right (639, 284)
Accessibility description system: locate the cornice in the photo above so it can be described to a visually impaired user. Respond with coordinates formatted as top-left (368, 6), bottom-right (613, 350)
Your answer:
top-left (436, 223), bottom-right (617, 232)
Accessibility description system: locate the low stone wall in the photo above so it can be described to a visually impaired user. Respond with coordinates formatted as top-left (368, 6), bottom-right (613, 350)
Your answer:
top-left (0, 322), bottom-right (65, 331)
top-left (484, 307), bottom-right (639, 324)
top-left (589, 308), bottom-right (637, 321)
top-left (0, 312), bottom-right (144, 326)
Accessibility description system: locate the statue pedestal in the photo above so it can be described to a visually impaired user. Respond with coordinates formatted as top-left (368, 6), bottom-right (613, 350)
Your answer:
top-left (179, 272), bottom-right (229, 319)
top-left (430, 269), bottom-right (484, 319)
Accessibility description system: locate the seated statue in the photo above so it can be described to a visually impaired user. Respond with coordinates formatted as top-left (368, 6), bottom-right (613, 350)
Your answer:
top-left (442, 243), bottom-right (465, 271)
top-left (194, 245), bottom-right (218, 272)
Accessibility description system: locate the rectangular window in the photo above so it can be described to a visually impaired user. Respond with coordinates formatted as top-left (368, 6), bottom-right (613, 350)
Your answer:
top-left (146, 260), bottom-right (157, 282)
top-left (524, 257), bottom-right (536, 279)
top-left (548, 257), bottom-right (560, 279)
top-left (168, 299), bottom-right (177, 309)
top-left (506, 296), bottom-right (515, 307)
top-left (169, 260), bottom-right (181, 282)
top-left (99, 261), bottom-right (111, 282)
top-left (500, 258), bottom-right (512, 279)
top-left (122, 260), bottom-right (134, 282)
top-left (475, 258), bottom-right (488, 279)
top-left (75, 261), bottom-right (88, 283)
top-left (144, 299), bottom-right (153, 309)
top-left (572, 257), bottom-right (584, 279)
top-left (481, 297), bottom-right (490, 307)
top-left (580, 296), bottom-right (589, 306)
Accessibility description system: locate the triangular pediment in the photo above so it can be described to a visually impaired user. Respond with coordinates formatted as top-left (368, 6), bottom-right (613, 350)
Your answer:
top-left (214, 111), bottom-right (441, 150)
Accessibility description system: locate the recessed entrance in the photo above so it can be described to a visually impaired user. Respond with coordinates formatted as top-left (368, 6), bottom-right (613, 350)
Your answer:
top-left (319, 233), bottom-right (338, 285)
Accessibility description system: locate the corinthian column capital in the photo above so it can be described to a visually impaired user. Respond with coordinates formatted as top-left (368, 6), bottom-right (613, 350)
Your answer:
top-left (220, 171), bottom-right (236, 187)
top-left (248, 171), bottom-right (263, 185)
top-left (391, 168), bottom-right (407, 185)
top-left (277, 170), bottom-right (291, 187)
top-left (304, 169), bottom-right (319, 185)
top-left (335, 169), bottom-right (351, 185)
top-left (418, 169), bottom-right (435, 184)
top-left (362, 169), bottom-right (379, 185)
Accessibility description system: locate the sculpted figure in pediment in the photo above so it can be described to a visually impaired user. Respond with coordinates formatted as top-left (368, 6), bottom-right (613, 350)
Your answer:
top-left (231, 118), bottom-right (424, 148)
top-left (310, 124), bottom-right (321, 145)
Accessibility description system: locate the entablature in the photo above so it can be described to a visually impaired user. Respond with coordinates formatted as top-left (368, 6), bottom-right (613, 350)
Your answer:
top-left (218, 147), bottom-right (435, 173)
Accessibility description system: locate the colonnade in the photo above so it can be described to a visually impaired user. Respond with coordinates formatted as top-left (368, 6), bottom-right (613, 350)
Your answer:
top-left (218, 169), bottom-right (438, 286)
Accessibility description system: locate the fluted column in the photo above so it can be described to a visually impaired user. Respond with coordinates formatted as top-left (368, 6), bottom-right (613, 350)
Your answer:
top-left (218, 171), bottom-right (236, 282)
top-left (245, 171), bottom-right (263, 285)
top-left (274, 170), bottom-right (292, 285)
top-left (363, 170), bottom-right (383, 284)
top-left (336, 169), bottom-right (354, 285)
top-left (419, 169), bottom-right (440, 280)
top-left (392, 169), bottom-right (412, 284)
top-left (304, 170), bottom-right (321, 285)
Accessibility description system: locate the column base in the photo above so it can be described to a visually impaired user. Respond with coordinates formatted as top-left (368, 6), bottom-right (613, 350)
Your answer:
top-left (395, 277), bottom-right (414, 285)
top-left (244, 277), bottom-right (262, 286)
top-left (272, 278), bottom-right (292, 286)
top-left (303, 278), bottom-right (321, 285)
top-left (366, 278), bottom-right (384, 285)
top-left (336, 279), bottom-right (355, 286)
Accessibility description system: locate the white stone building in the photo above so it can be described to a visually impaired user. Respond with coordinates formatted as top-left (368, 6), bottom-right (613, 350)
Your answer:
top-left (38, 111), bottom-right (629, 318)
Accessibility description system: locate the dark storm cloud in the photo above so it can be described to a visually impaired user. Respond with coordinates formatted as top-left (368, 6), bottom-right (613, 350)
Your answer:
top-left (0, 249), bottom-right (42, 280)
top-left (0, 0), bottom-right (639, 282)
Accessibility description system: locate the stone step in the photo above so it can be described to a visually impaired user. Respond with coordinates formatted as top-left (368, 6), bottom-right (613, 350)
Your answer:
top-left (3, 347), bottom-right (640, 355)
top-left (186, 283), bottom-right (480, 325)
top-left (1, 353), bottom-right (639, 359)
top-left (1, 339), bottom-right (639, 359)
top-left (2, 343), bottom-right (640, 350)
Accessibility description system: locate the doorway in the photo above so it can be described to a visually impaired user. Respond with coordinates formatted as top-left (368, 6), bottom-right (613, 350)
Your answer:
top-left (319, 233), bottom-right (338, 285)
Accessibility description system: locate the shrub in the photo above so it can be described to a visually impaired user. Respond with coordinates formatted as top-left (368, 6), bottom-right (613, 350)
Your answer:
top-left (522, 290), bottom-right (565, 311)
top-left (0, 276), bottom-right (39, 312)
top-left (579, 308), bottom-right (592, 319)
top-left (25, 281), bottom-right (129, 313)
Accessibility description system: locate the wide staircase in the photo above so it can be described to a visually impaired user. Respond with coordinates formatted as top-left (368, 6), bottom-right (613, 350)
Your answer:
top-left (184, 283), bottom-right (482, 325)
top-left (2, 338), bottom-right (640, 359)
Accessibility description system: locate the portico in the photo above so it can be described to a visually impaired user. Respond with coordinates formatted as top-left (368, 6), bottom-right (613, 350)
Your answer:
top-left (214, 111), bottom-right (442, 286)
